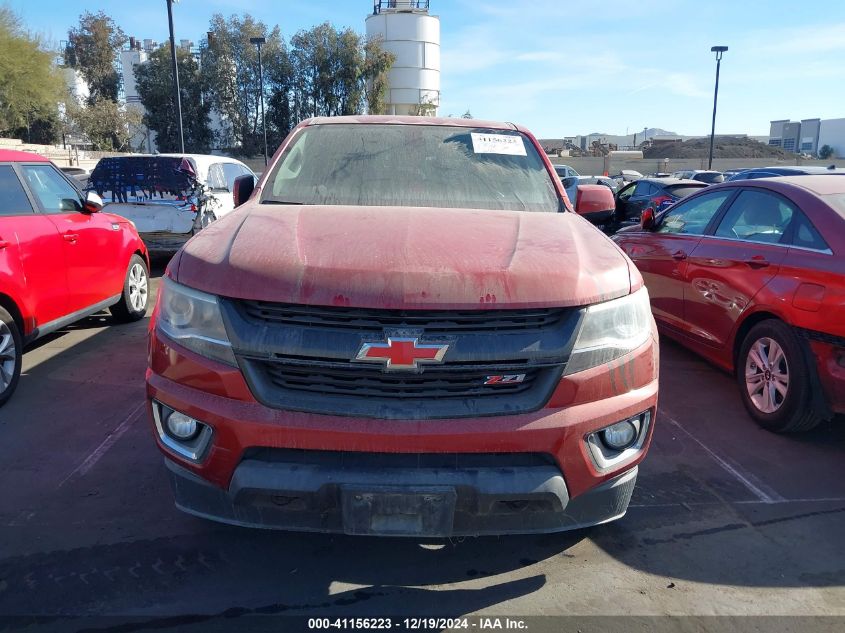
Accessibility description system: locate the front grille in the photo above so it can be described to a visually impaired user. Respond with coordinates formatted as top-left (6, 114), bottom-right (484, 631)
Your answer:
top-left (238, 300), bottom-right (567, 333)
top-left (221, 299), bottom-right (581, 419)
top-left (256, 359), bottom-right (540, 400)
top-left (242, 448), bottom-right (557, 469)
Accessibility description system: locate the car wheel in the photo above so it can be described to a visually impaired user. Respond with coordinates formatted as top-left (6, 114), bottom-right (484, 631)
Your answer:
top-left (736, 320), bottom-right (824, 433)
top-left (0, 307), bottom-right (22, 407)
top-left (110, 255), bottom-right (150, 323)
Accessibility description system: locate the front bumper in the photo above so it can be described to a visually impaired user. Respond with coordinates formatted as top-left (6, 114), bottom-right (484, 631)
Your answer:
top-left (166, 456), bottom-right (638, 536)
top-left (147, 325), bottom-right (659, 536)
top-left (808, 339), bottom-right (845, 415)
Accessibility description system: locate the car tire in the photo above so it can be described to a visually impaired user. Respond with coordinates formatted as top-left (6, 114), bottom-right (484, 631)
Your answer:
top-left (0, 306), bottom-right (23, 407)
top-left (736, 320), bottom-right (824, 433)
top-left (110, 255), bottom-right (150, 323)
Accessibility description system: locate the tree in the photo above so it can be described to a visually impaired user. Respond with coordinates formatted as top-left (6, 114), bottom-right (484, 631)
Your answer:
top-left (200, 14), bottom-right (395, 155)
top-left (0, 7), bottom-right (62, 141)
top-left (65, 11), bottom-right (127, 104)
top-left (819, 144), bottom-right (834, 160)
top-left (135, 44), bottom-right (213, 153)
top-left (289, 23), bottom-right (395, 120)
top-left (362, 36), bottom-right (394, 115)
top-left (64, 98), bottom-right (143, 151)
top-left (201, 14), bottom-right (288, 154)
top-left (461, 110), bottom-right (473, 119)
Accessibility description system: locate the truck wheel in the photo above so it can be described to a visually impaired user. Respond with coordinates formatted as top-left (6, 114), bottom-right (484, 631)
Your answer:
top-left (0, 307), bottom-right (22, 407)
top-left (110, 255), bottom-right (149, 323)
top-left (736, 320), bottom-right (824, 433)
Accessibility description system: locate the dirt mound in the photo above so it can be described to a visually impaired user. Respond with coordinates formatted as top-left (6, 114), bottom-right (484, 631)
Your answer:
top-left (644, 136), bottom-right (789, 159)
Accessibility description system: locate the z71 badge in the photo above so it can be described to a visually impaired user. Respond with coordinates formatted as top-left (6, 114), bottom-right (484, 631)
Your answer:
top-left (484, 374), bottom-right (526, 385)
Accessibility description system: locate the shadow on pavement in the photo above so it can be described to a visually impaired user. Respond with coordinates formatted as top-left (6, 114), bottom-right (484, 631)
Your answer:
top-left (0, 524), bottom-right (583, 617)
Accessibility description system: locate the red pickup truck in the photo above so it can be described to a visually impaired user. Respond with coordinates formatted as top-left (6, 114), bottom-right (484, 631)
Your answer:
top-left (146, 116), bottom-right (659, 536)
top-left (0, 150), bottom-right (150, 406)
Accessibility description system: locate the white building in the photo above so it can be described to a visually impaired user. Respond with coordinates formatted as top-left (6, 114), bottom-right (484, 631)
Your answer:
top-left (365, 1), bottom-right (441, 116)
top-left (769, 117), bottom-right (845, 158)
top-left (120, 46), bottom-right (152, 152)
top-left (62, 68), bottom-right (89, 105)
top-left (818, 119), bottom-right (845, 159)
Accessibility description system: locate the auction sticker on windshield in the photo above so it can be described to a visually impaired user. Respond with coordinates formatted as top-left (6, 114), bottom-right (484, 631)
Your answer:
top-left (471, 133), bottom-right (527, 156)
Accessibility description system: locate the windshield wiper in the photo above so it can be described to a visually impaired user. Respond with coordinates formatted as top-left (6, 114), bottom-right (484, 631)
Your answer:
top-left (261, 200), bottom-right (305, 205)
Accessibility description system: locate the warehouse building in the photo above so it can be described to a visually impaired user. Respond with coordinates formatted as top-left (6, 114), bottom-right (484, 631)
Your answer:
top-left (769, 118), bottom-right (845, 158)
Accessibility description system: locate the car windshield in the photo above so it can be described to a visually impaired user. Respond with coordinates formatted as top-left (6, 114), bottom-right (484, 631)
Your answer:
top-left (261, 124), bottom-right (561, 213)
top-left (695, 172), bottom-right (725, 184)
top-left (666, 184), bottom-right (708, 198)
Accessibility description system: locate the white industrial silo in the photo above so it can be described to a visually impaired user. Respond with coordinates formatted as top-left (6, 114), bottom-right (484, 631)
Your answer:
top-left (365, 1), bottom-right (441, 116)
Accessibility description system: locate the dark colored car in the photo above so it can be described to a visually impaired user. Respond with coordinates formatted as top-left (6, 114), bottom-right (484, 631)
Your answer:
top-left (672, 170), bottom-right (725, 184)
top-left (613, 176), bottom-right (845, 432)
top-left (726, 166), bottom-right (845, 181)
top-left (146, 115), bottom-right (660, 537)
top-left (722, 168), bottom-right (748, 180)
top-left (615, 177), bottom-right (708, 223)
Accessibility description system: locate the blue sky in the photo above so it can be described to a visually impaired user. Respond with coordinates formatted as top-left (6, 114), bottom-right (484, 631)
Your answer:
top-left (8, 0), bottom-right (845, 138)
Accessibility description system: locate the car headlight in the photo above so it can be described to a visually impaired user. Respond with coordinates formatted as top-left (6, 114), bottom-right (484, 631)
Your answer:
top-left (564, 287), bottom-right (653, 375)
top-left (156, 278), bottom-right (236, 365)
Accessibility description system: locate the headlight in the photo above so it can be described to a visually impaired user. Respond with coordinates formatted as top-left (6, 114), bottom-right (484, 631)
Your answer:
top-left (156, 278), bottom-right (236, 365)
top-left (564, 287), bottom-right (652, 375)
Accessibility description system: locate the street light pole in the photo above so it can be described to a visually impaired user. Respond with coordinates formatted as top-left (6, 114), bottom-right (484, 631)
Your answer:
top-left (166, 0), bottom-right (185, 154)
top-left (708, 46), bottom-right (728, 170)
top-left (250, 36), bottom-right (268, 166)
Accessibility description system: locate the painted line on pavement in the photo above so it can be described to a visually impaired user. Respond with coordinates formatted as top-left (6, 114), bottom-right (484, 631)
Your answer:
top-left (59, 401), bottom-right (146, 488)
top-left (629, 497), bottom-right (845, 509)
top-left (660, 409), bottom-right (786, 504)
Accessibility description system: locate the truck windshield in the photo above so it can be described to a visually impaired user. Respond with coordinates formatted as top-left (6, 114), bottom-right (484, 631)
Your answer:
top-left (261, 124), bottom-right (561, 213)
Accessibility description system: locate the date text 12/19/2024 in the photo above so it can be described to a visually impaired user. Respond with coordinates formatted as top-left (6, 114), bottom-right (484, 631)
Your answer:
top-left (308, 617), bottom-right (529, 630)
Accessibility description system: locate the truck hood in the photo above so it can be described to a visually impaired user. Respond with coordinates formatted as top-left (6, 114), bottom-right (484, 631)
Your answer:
top-left (174, 205), bottom-right (632, 309)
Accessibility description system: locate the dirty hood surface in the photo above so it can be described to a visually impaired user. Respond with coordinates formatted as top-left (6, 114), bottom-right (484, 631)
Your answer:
top-left (175, 205), bottom-right (632, 309)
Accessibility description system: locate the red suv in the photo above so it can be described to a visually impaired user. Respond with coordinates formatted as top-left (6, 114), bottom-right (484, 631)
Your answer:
top-left (0, 150), bottom-right (150, 405)
top-left (614, 176), bottom-right (845, 432)
top-left (146, 116), bottom-right (659, 537)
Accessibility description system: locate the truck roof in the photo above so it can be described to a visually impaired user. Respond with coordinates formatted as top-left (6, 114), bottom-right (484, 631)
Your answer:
top-left (304, 115), bottom-right (520, 132)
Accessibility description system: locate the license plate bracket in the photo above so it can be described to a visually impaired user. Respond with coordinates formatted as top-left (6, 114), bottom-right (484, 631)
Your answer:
top-left (341, 486), bottom-right (457, 536)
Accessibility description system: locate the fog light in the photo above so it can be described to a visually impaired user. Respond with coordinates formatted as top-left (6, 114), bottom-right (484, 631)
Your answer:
top-left (601, 420), bottom-right (639, 450)
top-left (166, 411), bottom-right (200, 440)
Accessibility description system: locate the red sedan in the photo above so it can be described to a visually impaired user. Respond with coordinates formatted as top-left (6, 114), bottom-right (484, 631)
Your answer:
top-left (614, 175), bottom-right (845, 432)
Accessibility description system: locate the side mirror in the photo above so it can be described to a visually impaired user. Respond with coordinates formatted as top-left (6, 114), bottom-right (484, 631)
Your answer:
top-left (83, 191), bottom-right (103, 213)
top-left (641, 207), bottom-right (655, 230)
top-left (233, 174), bottom-right (256, 207)
top-left (574, 184), bottom-right (615, 226)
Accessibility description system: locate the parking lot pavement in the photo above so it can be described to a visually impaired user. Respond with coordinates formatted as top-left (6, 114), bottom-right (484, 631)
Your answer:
top-left (0, 267), bottom-right (843, 622)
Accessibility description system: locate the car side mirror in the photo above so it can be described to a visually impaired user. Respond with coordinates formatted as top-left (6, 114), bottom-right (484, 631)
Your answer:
top-left (233, 174), bottom-right (256, 207)
top-left (83, 192), bottom-right (103, 213)
top-left (641, 207), bottom-right (655, 230)
top-left (574, 184), bottom-right (615, 226)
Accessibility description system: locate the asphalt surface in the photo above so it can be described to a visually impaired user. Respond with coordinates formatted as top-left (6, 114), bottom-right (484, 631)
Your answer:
top-left (1, 265), bottom-right (844, 628)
